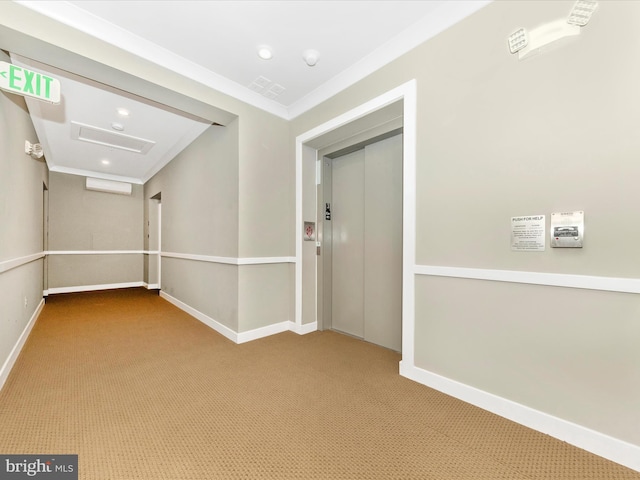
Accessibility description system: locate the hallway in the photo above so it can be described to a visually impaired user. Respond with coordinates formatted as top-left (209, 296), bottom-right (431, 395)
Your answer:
top-left (0, 289), bottom-right (637, 480)
top-left (3, 1), bottom-right (640, 475)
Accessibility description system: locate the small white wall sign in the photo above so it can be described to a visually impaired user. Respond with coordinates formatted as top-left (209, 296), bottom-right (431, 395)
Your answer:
top-left (511, 215), bottom-right (546, 251)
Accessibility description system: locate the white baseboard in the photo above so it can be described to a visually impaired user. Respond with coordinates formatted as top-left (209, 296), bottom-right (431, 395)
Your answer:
top-left (289, 321), bottom-right (317, 335)
top-left (399, 361), bottom-right (640, 473)
top-left (159, 291), bottom-right (238, 343)
top-left (237, 321), bottom-right (317, 343)
top-left (237, 321), bottom-right (291, 344)
top-left (45, 281), bottom-right (145, 295)
top-left (159, 292), bottom-right (316, 344)
top-left (0, 298), bottom-right (45, 392)
top-left (143, 283), bottom-right (159, 290)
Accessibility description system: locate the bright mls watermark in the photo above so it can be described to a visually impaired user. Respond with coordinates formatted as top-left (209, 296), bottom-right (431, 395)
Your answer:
top-left (0, 455), bottom-right (77, 479)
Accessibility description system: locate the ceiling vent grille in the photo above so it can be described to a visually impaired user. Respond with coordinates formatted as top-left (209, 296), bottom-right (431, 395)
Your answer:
top-left (71, 121), bottom-right (155, 154)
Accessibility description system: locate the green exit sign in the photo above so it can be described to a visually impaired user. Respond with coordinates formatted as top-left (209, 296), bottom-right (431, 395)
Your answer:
top-left (0, 61), bottom-right (61, 104)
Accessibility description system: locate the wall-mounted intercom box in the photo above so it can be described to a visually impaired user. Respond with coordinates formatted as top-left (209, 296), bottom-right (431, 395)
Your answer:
top-left (550, 211), bottom-right (583, 248)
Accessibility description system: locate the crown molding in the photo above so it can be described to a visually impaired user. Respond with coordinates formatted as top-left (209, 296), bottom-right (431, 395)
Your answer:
top-left (286, 1), bottom-right (491, 119)
top-left (48, 166), bottom-right (143, 185)
top-left (16, 1), bottom-right (490, 121)
top-left (15, 0), bottom-right (290, 119)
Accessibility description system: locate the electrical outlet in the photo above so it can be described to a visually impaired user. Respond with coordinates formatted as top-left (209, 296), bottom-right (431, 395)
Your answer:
top-left (24, 296), bottom-right (28, 309)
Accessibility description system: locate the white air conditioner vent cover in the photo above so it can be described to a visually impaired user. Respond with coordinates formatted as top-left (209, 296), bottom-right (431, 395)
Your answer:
top-left (85, 177), bottom-right (132, 195)
top-left (71, 121), bottom-right (155, 154)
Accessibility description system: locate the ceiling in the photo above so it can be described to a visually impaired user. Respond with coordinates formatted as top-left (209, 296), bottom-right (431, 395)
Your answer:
top-left (10, 0), bottom-right (490, 185)
top-left (13, 54), bottom-right (212, 184)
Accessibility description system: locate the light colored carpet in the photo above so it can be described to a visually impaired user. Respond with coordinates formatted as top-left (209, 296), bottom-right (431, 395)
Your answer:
top-left (0, 288), bottom-right (638, 479)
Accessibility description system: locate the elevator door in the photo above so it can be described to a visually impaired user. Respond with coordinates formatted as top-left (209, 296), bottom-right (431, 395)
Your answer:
top-left (330, 134), bottom-right (402, 351)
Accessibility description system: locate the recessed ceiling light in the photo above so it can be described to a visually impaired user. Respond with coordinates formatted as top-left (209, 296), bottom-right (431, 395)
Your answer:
top-left (111, 122), bottom-right (124, 131)
top-left (117, 108), bottom-right (130, 117)
top-left (257, 46), bottom-right (273, 60)
top-left (101, 159), bottom-right (110, 165)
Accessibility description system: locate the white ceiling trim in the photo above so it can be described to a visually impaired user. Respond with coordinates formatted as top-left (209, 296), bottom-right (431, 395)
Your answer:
top-left (287, 0), bottom-right (492, 119)
top-left (138, 127), bottom-right (215, 185)
top-left (16, 0), bottom-right (491, 121)
top-left (15, 0), bottom-right (290, 118)
top-left (49, 165), bottom-right (144, 185)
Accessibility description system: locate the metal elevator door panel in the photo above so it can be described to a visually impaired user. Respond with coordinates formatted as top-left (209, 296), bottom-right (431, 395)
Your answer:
top-left (363, 134), bottom-right (403, 352)
top-left (330, 133), bottom-right (402, 351)
top-left (331, 148), bottom-right (365, 338)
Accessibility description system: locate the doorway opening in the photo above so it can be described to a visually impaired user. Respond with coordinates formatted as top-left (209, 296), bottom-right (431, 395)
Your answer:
top-left (147, 193), bottom-right (162, 291)
top-left (295, 80), bottom-right (417, 364)
top-left (43, 182), bottom-right (49, 294)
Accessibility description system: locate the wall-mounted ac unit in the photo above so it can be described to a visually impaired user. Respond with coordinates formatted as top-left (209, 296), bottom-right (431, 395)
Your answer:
top-left (85, 177), bottom-right (132, 195)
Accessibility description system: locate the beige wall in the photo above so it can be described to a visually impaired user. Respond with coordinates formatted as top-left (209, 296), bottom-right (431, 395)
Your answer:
top-left (144, 116), bottom-right (292, 332)
top-left (235, 111), bottom-right (293, 331)
top-left (238, 112), bottom-right (292, 258)
top-left (291, 0), bottom-right (640, 448)
top-left (146, 123), bottom-right (240, 258)
top-left (47, 172), bottom-right (143, 289)
top-left (0, 48), bottom-right (48, 373)
top-left (410, 2), bottom-right (640, 276)
top-left (238, 264), bottom-right (290, 332)
top-left (415, 276), bottom-right (640, 445)
top-left (47, 254), bottom-right (142, 289)
top-left (162, 258), bottom-right (239, 331)
top-left (48, 172), bottom-right (143, 251)
top-left (144, 120), bottom-right (241, 330)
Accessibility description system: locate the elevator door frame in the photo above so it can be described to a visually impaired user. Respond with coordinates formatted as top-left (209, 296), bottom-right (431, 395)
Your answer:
top-left (295, 80), bottom-right (417, 367)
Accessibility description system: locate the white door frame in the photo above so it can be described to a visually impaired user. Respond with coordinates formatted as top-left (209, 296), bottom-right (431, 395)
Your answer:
top-left (147, 197), bottom-right (162, 290)
top-left (294, 79), bottom-right (417, 366)
top-left (157, 202), bottom-right (162, 289)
